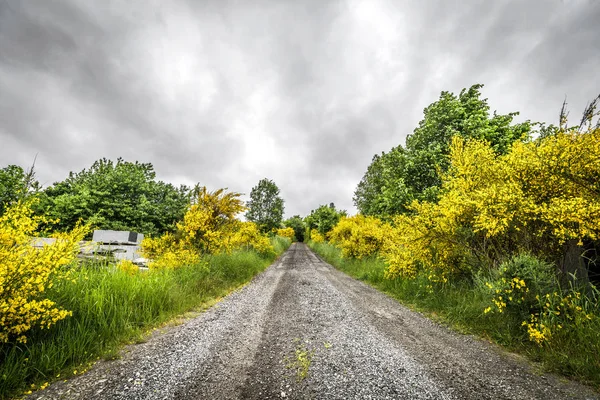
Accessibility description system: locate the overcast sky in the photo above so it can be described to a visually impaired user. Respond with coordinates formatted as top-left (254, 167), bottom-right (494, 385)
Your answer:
top-left (1, 0), bottom-right (599, 217)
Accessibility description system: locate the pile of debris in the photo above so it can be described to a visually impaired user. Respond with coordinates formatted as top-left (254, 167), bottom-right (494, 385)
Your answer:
top-left (31, 230), bottom-right (149, 267)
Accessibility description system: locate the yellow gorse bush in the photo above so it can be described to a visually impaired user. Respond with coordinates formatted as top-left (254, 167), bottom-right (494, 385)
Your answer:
top-left (148, 247), bottom-right (202, 270)
top-left (178, 187), bottom-right (247, 254)
top-left (507, 130), bottom-right (600, 244)
top-left (382, 202), bottom-right (472, 279)
top-left (140, 232), bottom-right (177, 260)
top-left (227, 221), bottom-right (273, 254)
top-left (460, 129), bottom-right (600, 246)
top-left (141, 232), bottom-right (204, 270)
top-left (0, 201), bottom-right (88, 343)
top-left (479, 254), bottom-right (598, 346)
top-left (310, 229), bottom-right (325, 243)
top-left (522, 316), bottom-right (552, 346)
top-left (141, 187), bottom-right (273, 268)
top-left (382, 127), bottom-right (600, 279)
top-left (328, 215), bottom-right (391, 259)
top-left (116, 259), bottom-right (139, 275)
top-left (276, 227), bottom-right (295, 240)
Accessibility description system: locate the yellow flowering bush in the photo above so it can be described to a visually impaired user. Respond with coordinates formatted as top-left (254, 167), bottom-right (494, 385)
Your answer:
top-left (140, 233), bottom-right (202, 269)
top-left (381, 126), bottom-right (600, 279)
top-left (116, 259), bottom-right (139, 275)
top-left (148, 247), bottom-right (202, 270)
top-left (484, 254), bottom-right (552, 314)
top-left (276, 227), bottom-right (295, 240)
top-left (382, 202), bottom-right (473, 279)
top-left (457, 129), bottom-right (600, 252)
top-left (517, 290), bottom-right (597, 346)
top-left (484, 277), bottom-right (529, 314)
top-left (142, 187), bottom-right (273, 267)
top-left (0, 201), bottom-right (88, 343)
top-left (139, 232), bottom-right (177, 260)
top-left (178, 187), bottom-right (246, 254)
top-left (328, 215), bottom-right (391, 259)
top-left (140, 232), bottom-right (204, 270)
top-left (310, 229), bottom-right (325, 243)
top-left (227, 221), bottom-right (273, 254)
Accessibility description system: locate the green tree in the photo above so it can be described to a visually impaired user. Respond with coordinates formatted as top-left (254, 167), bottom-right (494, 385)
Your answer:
top-left (245, 178), bottom-right (284, 233)
top-left (284, 215), bottom-right (306, 242)
top-left (353, 154), bottom-right (385, 216)
top-left (354, 84), bottom-right (531, 217)
top-left (305, 203), bottom-right (346, 236)
top-left (0, 164), bottom-right (39, 216)
top-left (38, 158), bottom-right (189, 236)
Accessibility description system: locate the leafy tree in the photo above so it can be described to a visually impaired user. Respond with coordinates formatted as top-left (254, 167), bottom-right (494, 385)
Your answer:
top-left (0, 164), bottom-right (39, 216)
top-left (245, 178), bottom-right (284, 233)
top-left (175, 186), bottom-right (248, 253)
top-left (38, 158), bottom-right (189, 236)
top-left (284, 215), bottom-right (306, 242)
top-left (328, 215), bottom-right (391, 259)
top-left (305, 204), bottom-right (346, 236)
top-left (354, 84), bottom-right (531, 217)
top-left (353, 154), bottom-right (385, 216)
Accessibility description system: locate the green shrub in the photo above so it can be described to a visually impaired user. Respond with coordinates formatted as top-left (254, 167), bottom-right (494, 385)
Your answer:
top-left (484, 254), bottom-right (556, 318)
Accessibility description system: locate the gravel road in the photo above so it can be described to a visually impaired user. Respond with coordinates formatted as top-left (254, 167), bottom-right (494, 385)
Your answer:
top-left (29, 243), bottom-right (598, 400)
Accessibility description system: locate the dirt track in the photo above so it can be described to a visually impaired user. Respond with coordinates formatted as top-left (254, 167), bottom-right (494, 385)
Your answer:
top-left (30, 243), bottom-right (598, 399)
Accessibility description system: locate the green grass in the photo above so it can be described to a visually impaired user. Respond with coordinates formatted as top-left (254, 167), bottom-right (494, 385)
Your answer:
top-left (309, 241), bottom-right (600, 390)
top-left (0, 237), bottom-right (291, 399)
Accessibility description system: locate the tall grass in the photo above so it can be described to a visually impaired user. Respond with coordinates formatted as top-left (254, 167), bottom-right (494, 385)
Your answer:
top-left (0, 237), bottom-right (290, 399)
top-left (309, 241), bottom-right (600, 389)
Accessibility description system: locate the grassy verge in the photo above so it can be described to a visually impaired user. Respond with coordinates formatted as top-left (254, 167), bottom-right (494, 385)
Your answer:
top-left (308, 241), bottom-right (600, 389)
top-left (0, 237), bottom-right (291, 399)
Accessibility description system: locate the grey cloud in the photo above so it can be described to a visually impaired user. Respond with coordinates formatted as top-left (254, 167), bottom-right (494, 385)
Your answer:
top-left (1, 0), bottom-right (599, 217)
top-left (1, 0), bottom-right (245, 188)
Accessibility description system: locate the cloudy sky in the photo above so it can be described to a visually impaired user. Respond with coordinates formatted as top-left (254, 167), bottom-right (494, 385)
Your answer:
top-left (1, 0), bottom-right (599, 217)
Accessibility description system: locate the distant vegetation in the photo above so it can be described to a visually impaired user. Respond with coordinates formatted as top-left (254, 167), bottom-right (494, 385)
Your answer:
top-left (284, 215), bottom-right (306, 242)
top-left (245, 178), bottom-right (285, 234)
top-left (304, 203), bottom-right (346, 238)
top-left (310, 85), bottom-right (600, 387)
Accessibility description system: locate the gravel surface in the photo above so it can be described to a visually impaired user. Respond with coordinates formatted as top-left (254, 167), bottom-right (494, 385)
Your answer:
top-left (29, 243), bottom-right (599, 400)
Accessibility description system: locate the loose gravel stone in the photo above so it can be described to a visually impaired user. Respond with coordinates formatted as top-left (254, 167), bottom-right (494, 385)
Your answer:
top-left (28, 244), bottom-right (599, 400)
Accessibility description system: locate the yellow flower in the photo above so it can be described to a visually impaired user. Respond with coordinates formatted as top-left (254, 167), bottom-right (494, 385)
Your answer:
top-left (0, 201), bottom-right (88, 344)
top-left (276, 227), bottom-right (295, 240)
top-left (310, 229), bottom-right (325, 244)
